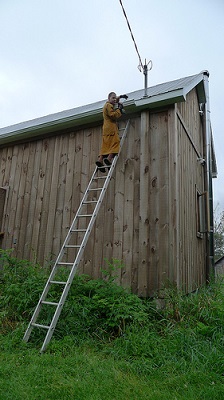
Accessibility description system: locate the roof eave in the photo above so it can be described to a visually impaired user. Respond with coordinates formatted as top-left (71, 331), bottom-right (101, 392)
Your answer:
top-left (0, 107), bottom-right (105, 145)
top-left (0, 94), bottom-right (179, 146)
top-left (134, 89), bottom-right (186, 108)
top-left (183, 74), bottom-right (206, 104)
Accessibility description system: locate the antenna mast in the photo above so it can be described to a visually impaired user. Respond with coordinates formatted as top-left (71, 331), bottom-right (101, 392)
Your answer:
top-left (143, 59), bottom-right (153, 98)
top-left (118, 0), bottom-right (152, 97)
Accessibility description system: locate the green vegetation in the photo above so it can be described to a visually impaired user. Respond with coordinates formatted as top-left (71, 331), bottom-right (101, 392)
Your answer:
top-left (0, 250), bottom-right (224, 399)
top-left (214, 206), bottom-right (224, 261)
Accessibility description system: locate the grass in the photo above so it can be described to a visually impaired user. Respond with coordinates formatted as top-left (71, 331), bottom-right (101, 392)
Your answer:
top-left (0, 250), bottom-right (224, 399)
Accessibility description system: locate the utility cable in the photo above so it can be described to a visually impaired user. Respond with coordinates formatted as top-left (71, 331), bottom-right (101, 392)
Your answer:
top-left (118, 0), bottom-right (144, 71)
top-left (118, 0), bottom-right (152, 96)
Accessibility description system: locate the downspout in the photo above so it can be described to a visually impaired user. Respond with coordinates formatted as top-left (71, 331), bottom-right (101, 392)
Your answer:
top-left (202, 71), bottom-right (215, 280)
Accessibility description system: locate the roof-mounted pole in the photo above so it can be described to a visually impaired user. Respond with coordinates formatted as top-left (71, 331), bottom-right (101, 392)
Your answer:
top-left (142, 59), bottom-right (153, 97)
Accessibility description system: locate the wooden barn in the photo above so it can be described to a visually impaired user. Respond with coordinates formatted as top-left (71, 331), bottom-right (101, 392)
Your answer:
top-left (0, 71), bottom-right (217, 297)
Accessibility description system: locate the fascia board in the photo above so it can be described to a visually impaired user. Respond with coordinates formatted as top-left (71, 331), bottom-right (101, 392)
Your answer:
top-left (134, 89), bottom-right (185, 108)
top-left (0, 101), bottom-right (138, 146)
top-left (135, 76), bottom-right (206, 109)
top-left (0, 106), bottom-right (104, 145)
top-left (183, 79), bottom-right (206, 104)
top-left (182, 74), bottom-right (205, 100)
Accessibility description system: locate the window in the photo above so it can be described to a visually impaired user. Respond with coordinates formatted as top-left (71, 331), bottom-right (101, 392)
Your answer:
top-left (196, 189), bottom-right (209, 237)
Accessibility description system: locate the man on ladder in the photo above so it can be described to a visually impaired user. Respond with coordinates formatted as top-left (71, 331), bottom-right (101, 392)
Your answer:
top-left (96, 92), bottom-right (128, 171)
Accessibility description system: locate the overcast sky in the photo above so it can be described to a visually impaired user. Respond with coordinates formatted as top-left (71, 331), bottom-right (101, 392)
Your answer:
top-left (0, 0), bottom-right (223, 210)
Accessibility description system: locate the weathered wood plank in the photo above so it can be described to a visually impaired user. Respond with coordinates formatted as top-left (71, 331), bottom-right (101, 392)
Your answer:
top-left (52, 135), bottom-right (68, 258)
top-left (0, 147), bottom-right (8, 186)
top-left (5, 145), bottom-right (20, 250)
top-left (113, 125), bottom-right (126, 282)
top-left (61, 133), bottom-right (76, 264)
top-left (44, 136), bottom-right (62, 260)
top-left (131, 118), bottom-right (140, 294)
top-left (25, 141), bottom-right (42, 261)
top-left (121, 121), bottom-right (136, 289)
top-left (37, 139), bottom-right (54, 264)
top-left (138, 111), bottom-right (150, 297)
top-left (148, 112), bottom-right (169, 295)
top-left (14, 144), bottom-right (31, 259)
top-left (92, 126), bottom-right (106, 279)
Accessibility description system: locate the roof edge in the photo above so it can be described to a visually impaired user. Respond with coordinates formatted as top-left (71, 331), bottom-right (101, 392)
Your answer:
top-left (0, 72), bottom-right (209, 146)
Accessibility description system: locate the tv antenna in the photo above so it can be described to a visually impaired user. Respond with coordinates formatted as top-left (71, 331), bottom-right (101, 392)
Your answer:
top-left (118, 0), bottom-right (152, 97)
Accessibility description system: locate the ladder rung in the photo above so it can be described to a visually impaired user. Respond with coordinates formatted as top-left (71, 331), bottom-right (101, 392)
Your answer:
top-left (119, 127), bottom-right (125, 130)
top-left (71, 229), bottom-right (86, 232)
top-left (50, 280), bottom-right (67, 285)
top-left (77, 214), bottom-right (92, 217)
top-left (93, 176), bottom-right (107, 180)
top-left (57, 262), bottom-right (74, 265)
top-left (65, 245), bottom-right (80, 248)
top-left (32, 323), bottom-right (50, 329)
top-left (88, 188), bottom-right (103, 192)
top-left (83, 200), bottom-right (98, 204)
top-left (41, 301), bottom-right (59, 306)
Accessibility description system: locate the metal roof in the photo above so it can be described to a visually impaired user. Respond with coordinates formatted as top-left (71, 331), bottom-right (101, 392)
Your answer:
top-left (0, 71), bottom-right (209, 145)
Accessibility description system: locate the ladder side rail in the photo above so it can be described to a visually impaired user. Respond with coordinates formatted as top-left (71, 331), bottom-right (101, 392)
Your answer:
top-left (40, 122), bottom-right (130, 351)
top-left (25, 119), bottom-right (130, 350)
top-left (23, 273), bottom-right (60, 342)
top-left (39, 167), bottom-right (114, 352)
top-left (50, 169), bottom-right (104, 268)
top-left (52, 120), bottom-right (131, 304)
top-left (51, 118), bottom-right (129, 272)
top-left (59, 119), bottom-right (130, 268)
top-left (23, 266), bottom-right (60, 338)
top-left (24, 169), bottom-right (104, 343)
top-left (24, 166), bottom-right (106, 344)
top-left (119, 119), bottom-right (130, 147)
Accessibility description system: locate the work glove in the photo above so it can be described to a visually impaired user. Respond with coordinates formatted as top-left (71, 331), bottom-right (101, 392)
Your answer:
top-left (118, 103), bottom-right (125, 114)
top-left (119, 94), bottom-right (128, 100)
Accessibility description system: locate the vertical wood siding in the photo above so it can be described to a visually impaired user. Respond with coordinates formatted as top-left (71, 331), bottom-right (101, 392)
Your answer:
top-left (176, 89), bottom-right (206, 292)
top-left (0, 89), bottom-right (208, 295)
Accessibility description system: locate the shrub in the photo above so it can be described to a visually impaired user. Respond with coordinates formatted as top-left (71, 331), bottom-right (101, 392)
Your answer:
top-left (0, 249), bottom-right (47, 330)
top-left (0, 251), bottom-right (148, 341)
top-left (53, 273), bottom-right (148, 341)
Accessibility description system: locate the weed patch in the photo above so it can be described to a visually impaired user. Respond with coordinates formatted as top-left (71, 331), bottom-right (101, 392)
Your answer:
top-left (0, 251), bottom-right (224, 399)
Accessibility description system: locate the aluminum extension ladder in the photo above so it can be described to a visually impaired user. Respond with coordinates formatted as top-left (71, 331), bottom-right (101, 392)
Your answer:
top-left (23, 119), bottom-right (130, 353)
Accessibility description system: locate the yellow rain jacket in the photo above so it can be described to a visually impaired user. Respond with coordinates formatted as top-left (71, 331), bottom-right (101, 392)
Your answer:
top-left (99, 102), bottom-right (122, 156)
